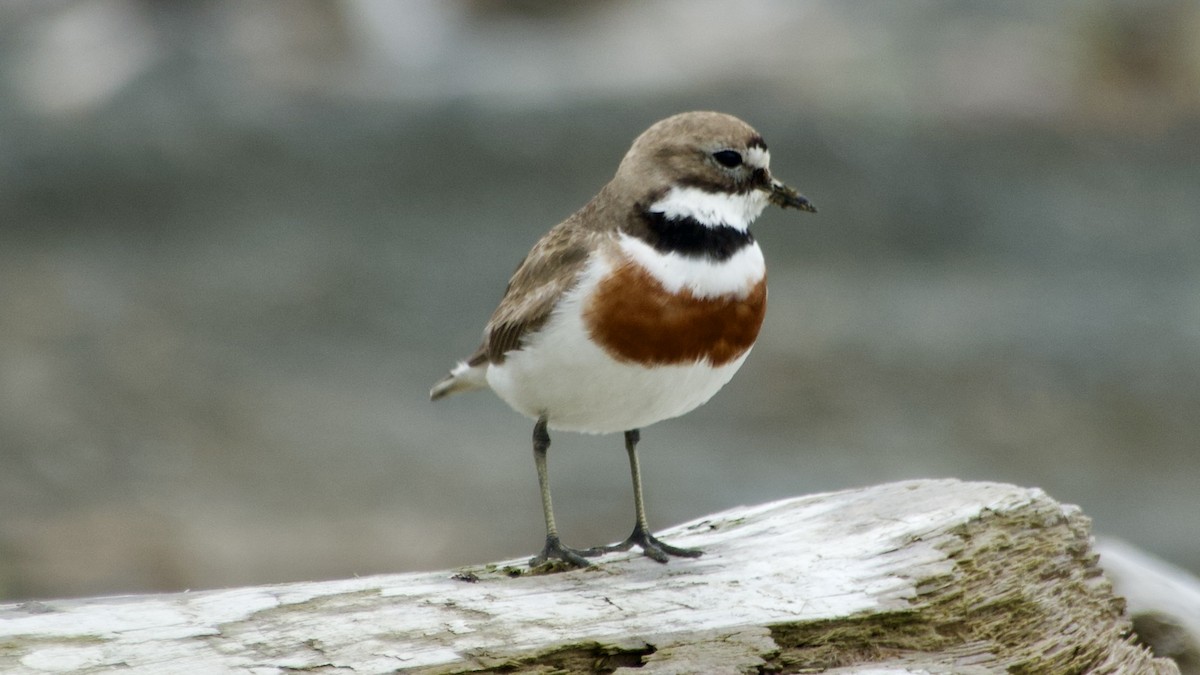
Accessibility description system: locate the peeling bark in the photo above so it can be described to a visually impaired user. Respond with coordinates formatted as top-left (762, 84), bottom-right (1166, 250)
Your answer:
top-left (0, 480), bottom-right (1181, 674)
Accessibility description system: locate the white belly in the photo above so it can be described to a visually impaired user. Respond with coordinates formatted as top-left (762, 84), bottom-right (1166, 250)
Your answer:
top-left (487, 331), bottom-right (749, 434)
top-left (485, 256), bottom-right (752, 433)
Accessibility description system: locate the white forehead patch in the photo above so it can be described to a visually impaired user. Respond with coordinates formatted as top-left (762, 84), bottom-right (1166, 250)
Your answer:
top-left (745, 146), bottom-right (771, 169)
top-left (649, 186), bottom-right (770, 232)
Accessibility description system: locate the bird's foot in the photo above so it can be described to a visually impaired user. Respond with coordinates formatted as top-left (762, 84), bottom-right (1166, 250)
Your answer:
top-left (601, 524), bottom-right (703, 564)
top-left (530, 535), bottom-right (604, 568)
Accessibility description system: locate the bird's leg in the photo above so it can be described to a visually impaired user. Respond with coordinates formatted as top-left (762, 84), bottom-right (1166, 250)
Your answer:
top-left (529, 416), bottom-right (602, 568)
top-left (602, 429), bottom-right (703, 563)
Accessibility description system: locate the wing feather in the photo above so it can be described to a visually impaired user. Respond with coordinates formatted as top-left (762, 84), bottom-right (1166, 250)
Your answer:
top-left (483, 220), bottom-right (598, 364)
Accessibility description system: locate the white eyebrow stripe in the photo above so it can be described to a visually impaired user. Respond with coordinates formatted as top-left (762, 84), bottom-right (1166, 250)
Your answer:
top-left (745, 146), bottom-right (770, 169)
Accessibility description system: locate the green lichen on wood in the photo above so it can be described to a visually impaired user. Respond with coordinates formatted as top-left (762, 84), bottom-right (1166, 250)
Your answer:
top-left (438, 641), bottom-right (655, 674)
top-left (765, 610), bottom-right (947, 670)
top-left (0, 634), bottom-right (113, 673)
top-left (757, 502), bottom-right (1161, 674)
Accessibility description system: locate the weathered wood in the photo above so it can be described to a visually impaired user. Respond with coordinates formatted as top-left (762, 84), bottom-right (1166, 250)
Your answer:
top-left (0, 480), bottom-right (1180, 674)
top-left (1097, 539), bottom-right (1200, 675)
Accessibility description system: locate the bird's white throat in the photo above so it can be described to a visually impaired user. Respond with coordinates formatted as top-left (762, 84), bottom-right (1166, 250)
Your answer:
top-left (648, 185), bottom-right (770, 232)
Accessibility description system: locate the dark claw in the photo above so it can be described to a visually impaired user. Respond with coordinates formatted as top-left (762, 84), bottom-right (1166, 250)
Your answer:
top-left (530, 535), bottom-right (603, 568)
top-left (600, 525), bottom-right (703, 564)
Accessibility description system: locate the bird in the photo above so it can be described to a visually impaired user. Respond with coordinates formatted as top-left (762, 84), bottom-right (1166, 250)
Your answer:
top-left (430, 111), bottom-right (815, 568)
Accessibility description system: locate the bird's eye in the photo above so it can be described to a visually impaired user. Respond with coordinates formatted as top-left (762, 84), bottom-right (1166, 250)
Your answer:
top-left (712, 150), bottom-right (743, 168)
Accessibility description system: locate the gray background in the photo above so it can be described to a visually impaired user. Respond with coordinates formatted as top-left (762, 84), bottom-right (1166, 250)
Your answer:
top-left (1, 0), bottom-right (1198, 600)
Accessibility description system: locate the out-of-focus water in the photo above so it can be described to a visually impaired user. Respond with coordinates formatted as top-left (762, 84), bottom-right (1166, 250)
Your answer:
top-left (1, 1), bottom-right (1198, 600)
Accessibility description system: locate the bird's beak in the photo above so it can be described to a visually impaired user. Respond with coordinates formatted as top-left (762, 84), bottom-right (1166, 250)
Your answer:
top-left (766, 177), bottom-right (817, 213)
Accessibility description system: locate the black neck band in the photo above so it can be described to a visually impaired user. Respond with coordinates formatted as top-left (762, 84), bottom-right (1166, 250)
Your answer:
top-left (640, 211), bottom-right (754, 261)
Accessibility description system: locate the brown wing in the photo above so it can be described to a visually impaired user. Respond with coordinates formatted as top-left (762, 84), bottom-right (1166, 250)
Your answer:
top-left (482, 219), bottom-right (598, 364)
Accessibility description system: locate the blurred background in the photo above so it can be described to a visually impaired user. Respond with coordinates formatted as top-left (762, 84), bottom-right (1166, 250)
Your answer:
top-left (1, 0), bottom-right (1198, 601)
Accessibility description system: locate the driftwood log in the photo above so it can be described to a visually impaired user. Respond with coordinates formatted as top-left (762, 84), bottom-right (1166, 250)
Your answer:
top-left (0, 479), bottom-right (1182, 674)
top-left (1097, 539), bottom-right (1200, 675)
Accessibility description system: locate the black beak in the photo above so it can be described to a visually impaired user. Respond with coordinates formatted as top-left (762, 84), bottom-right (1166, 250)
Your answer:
top-left (767, 178), bottom-right (817, 213)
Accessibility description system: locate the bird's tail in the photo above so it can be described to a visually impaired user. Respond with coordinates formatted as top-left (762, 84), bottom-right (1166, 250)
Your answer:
top-left (430, 358), bottom-right (489, 400)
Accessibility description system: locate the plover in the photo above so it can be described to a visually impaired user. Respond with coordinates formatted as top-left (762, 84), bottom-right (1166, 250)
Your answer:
top-left (431, 111), bottom-right (815, 567)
